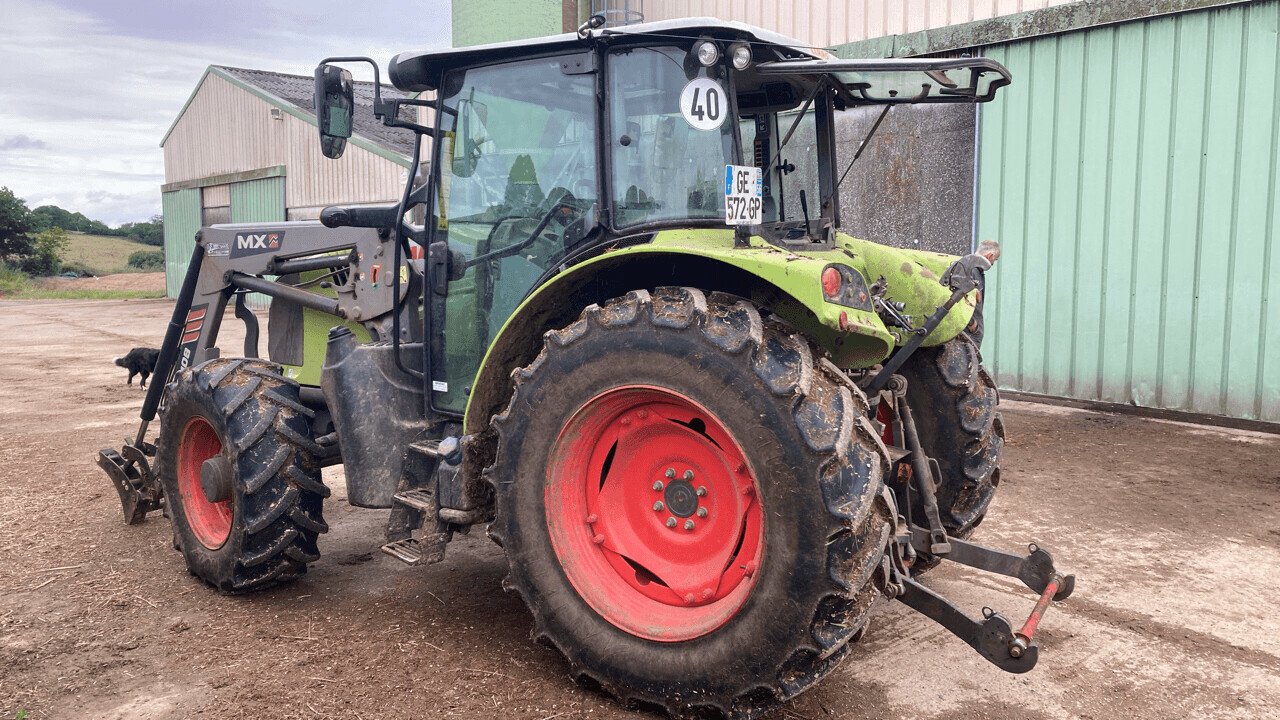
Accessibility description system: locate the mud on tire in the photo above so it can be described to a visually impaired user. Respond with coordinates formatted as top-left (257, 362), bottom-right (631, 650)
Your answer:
top-left (897, 334), bottom-right (1003, 565)
top-left (157, 358), bottom-right (329, 592)
top-left (486, 288), bottom-right (893, 718)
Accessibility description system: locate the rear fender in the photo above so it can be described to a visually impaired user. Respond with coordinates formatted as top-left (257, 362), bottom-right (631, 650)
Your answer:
top-left (463, 229), bottom-right (977, 433)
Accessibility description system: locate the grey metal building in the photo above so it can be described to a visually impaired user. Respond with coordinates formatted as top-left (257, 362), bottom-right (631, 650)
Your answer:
top-left (159, 66), bottom-right (417, 298)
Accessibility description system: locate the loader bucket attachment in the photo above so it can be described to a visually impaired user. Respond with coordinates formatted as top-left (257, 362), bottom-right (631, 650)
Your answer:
top-left (97, 441), bottom-right (162, 525)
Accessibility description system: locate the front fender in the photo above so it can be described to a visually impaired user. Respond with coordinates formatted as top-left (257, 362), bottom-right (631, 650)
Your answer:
top-left (835, 232), bottom-right (979, 347)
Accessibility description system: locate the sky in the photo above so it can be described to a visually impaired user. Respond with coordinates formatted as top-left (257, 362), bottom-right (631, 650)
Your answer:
top-left (0, 0), bottom-right (451, 225)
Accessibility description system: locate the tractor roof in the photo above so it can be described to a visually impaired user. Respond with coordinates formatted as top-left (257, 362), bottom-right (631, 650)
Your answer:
top-left (389, 17), bottom-right (824, 93)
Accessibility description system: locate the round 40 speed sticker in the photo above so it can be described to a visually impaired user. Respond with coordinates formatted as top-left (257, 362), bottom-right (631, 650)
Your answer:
top-left (679, 77), bottom-right (727, 131)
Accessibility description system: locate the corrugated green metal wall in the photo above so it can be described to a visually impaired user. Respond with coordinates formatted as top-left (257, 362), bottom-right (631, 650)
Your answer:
top-left (161, 188), bottom-right (201, 298)
top-left (977, 0), bottom-right (1280, 422)
top-left (230, 176), bottom-right (285, 224)
top-left (163, 177), bottom-right (286, 304)
top-left (230, 176), bottom-right (287, 310)
top-left (452, 0), bottom-right (563, 47)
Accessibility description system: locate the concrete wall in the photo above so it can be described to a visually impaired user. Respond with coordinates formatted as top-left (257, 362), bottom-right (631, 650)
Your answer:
top-left (836, 105), bottom-right (975, 256)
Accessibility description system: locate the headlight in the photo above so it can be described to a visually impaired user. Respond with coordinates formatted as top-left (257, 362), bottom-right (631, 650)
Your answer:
top-left (730, 43), bottom-right (752, 70)
top-left (695, 40), bottom-right (720, 67)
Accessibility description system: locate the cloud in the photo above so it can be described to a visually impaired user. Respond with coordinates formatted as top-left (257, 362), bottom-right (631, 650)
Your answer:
top-left (0, 0), bottom-right (450, 225)
top-left (0, 135), bottom-right (49, 151)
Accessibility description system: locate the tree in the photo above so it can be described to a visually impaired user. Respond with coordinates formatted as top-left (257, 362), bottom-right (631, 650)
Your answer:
top-left (0, 187), bottom-right (36, 262)
top-left (19, 227), bottom-right (68, 276)
top-left (119, 215), bottom-right (164, 246)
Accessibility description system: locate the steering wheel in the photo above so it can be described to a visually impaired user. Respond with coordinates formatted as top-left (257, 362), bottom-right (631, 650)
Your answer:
top-left (469, 189), bottom-right (585, 269)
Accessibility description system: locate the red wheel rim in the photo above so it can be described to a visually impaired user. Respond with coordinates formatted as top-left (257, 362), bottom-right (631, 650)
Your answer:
top-left (177, 416), bottom-right (232, 549)
top-left (545, 386), bottom-right (764, 642)
top-left (876, 400), bottom-right (896, 446)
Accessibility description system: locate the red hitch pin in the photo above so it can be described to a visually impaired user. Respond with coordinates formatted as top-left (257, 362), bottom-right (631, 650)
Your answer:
top-left (1009, 573), bottom-right (1064, 658)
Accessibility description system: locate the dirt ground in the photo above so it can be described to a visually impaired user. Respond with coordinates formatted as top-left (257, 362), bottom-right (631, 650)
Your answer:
top-left (33, 272), bottom-right (166, 292)
top-left (1, 298), bottom-right (1278, 720)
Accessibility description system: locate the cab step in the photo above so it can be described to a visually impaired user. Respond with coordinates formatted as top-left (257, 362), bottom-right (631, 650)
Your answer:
top-left (380, 532), bottom-right (449, 566)
top-left (394, 488), bottom-right (436, 513)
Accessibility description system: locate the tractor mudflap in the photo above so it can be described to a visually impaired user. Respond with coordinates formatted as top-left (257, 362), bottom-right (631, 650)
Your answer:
top-left (893, 527), bottom-right (1074, 672)
top-left (97, 441), bottom-right (161, 525)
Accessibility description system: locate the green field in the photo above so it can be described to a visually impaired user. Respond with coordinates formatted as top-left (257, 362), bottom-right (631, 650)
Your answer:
top-left (60, 232), bottom-right (160, 275)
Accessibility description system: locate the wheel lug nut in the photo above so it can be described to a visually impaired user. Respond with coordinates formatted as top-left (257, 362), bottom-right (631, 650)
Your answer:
top-left (683, 470), bottom-right (694, 481)
top-left (696, 507), bottom-right (708, 518)
top-left (586, 514), bottom-right (598, 524)
top-left (666, 517), bottom-right (677, 528)
top-left (653, 481), bottom-right (664, 491)
top-left (665, 468), bottom-right (676, 479)
top-left (621, 416), bottom-right (631, 426)
top-left (701, 588), bottom-right (714, 599)
top-left (684, 593), bottom-right (697, 604)
top-left (696, 486), bottom-right (707, 497)
top-left (653, 501), bottom-right (664, 512)
top-left (684, 519), bottom-right (695, 531)
top-left (638, 409), bottom-right (649, 419)
top-left (592, 534), bottom-right (605, 544)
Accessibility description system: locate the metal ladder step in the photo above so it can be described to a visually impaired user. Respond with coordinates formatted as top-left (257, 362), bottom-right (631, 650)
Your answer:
top-left (394, 488), bottom-right (436, 513)
top-left (381, 538), bottom-right (425, 565)
top-left (381, 533), bottom-right (449, 566)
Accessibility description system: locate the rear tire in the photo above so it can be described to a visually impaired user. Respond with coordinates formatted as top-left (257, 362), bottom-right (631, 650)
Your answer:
top-left (896, 335), bottom-right (1003, 572)
top-left (157, 358), bottom-right (329, 592)
top-left (487, 288), bottom-right (892, 718)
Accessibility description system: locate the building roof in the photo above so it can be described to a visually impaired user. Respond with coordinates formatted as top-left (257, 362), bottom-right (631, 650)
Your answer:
top-left (161, 65), bottom-right (418, 165)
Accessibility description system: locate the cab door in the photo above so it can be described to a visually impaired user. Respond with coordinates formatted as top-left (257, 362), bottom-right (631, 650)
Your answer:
top-left (430, 55), bottom-right (600, 413)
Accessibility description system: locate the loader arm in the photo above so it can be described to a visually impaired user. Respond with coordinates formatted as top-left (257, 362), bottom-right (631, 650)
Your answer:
top-left (99, 218), bottom-right (420, 524)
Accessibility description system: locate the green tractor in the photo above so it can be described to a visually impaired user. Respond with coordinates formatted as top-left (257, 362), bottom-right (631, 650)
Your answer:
top-left (100, 16), bottom-right (1073, 718)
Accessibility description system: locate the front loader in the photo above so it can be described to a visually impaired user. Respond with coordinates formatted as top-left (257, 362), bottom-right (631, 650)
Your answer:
top-left (100, 16), bottom-right (1073, 718)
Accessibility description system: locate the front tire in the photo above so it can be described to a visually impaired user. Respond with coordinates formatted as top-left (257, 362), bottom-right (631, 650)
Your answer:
top-left (894, 335), bottom-right (1003, 571)
top-left (487, 288), bottom-right (892, 718)
top-left (157, 358), bottom-right (329, 592)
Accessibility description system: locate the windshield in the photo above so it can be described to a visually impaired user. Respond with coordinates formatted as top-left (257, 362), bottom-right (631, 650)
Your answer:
top-left (608, 46), bottom-right (736, 228)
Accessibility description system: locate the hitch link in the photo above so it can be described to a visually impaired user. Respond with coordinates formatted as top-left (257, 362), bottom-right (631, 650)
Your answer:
top-left (1010, 573), bottom-right (1065, 658)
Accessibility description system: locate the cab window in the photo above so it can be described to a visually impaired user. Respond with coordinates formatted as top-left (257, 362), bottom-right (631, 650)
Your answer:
top-left (608, 46), bottom-right (736, 228)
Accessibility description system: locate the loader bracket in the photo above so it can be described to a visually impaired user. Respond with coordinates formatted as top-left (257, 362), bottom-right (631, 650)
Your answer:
top-left (97, 441), bottom-right (162, 525)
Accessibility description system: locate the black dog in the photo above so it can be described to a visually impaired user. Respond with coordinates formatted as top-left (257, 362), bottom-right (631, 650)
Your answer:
top-left (115, 347), bottom-right (160, 388)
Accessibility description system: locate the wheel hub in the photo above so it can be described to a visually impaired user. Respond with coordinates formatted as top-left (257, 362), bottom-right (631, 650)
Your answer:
top-left (661, 476), bottom-right (700, 518)
top-left (545, 386), bottom-right (764, 642)
top-left (200, 455), bottom-right (234, 503)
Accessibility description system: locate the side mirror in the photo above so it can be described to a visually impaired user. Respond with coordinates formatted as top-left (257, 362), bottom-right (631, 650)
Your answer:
top-left (314, 64), bottom-right (354, 159)
top-left (451, 98), bottom-right (489, 178)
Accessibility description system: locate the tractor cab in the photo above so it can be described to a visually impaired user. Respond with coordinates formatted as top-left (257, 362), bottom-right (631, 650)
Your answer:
top-left (381, 18), bottom-right (1008, 247)
top-left (312, 18), bottom-right (1011, 411)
